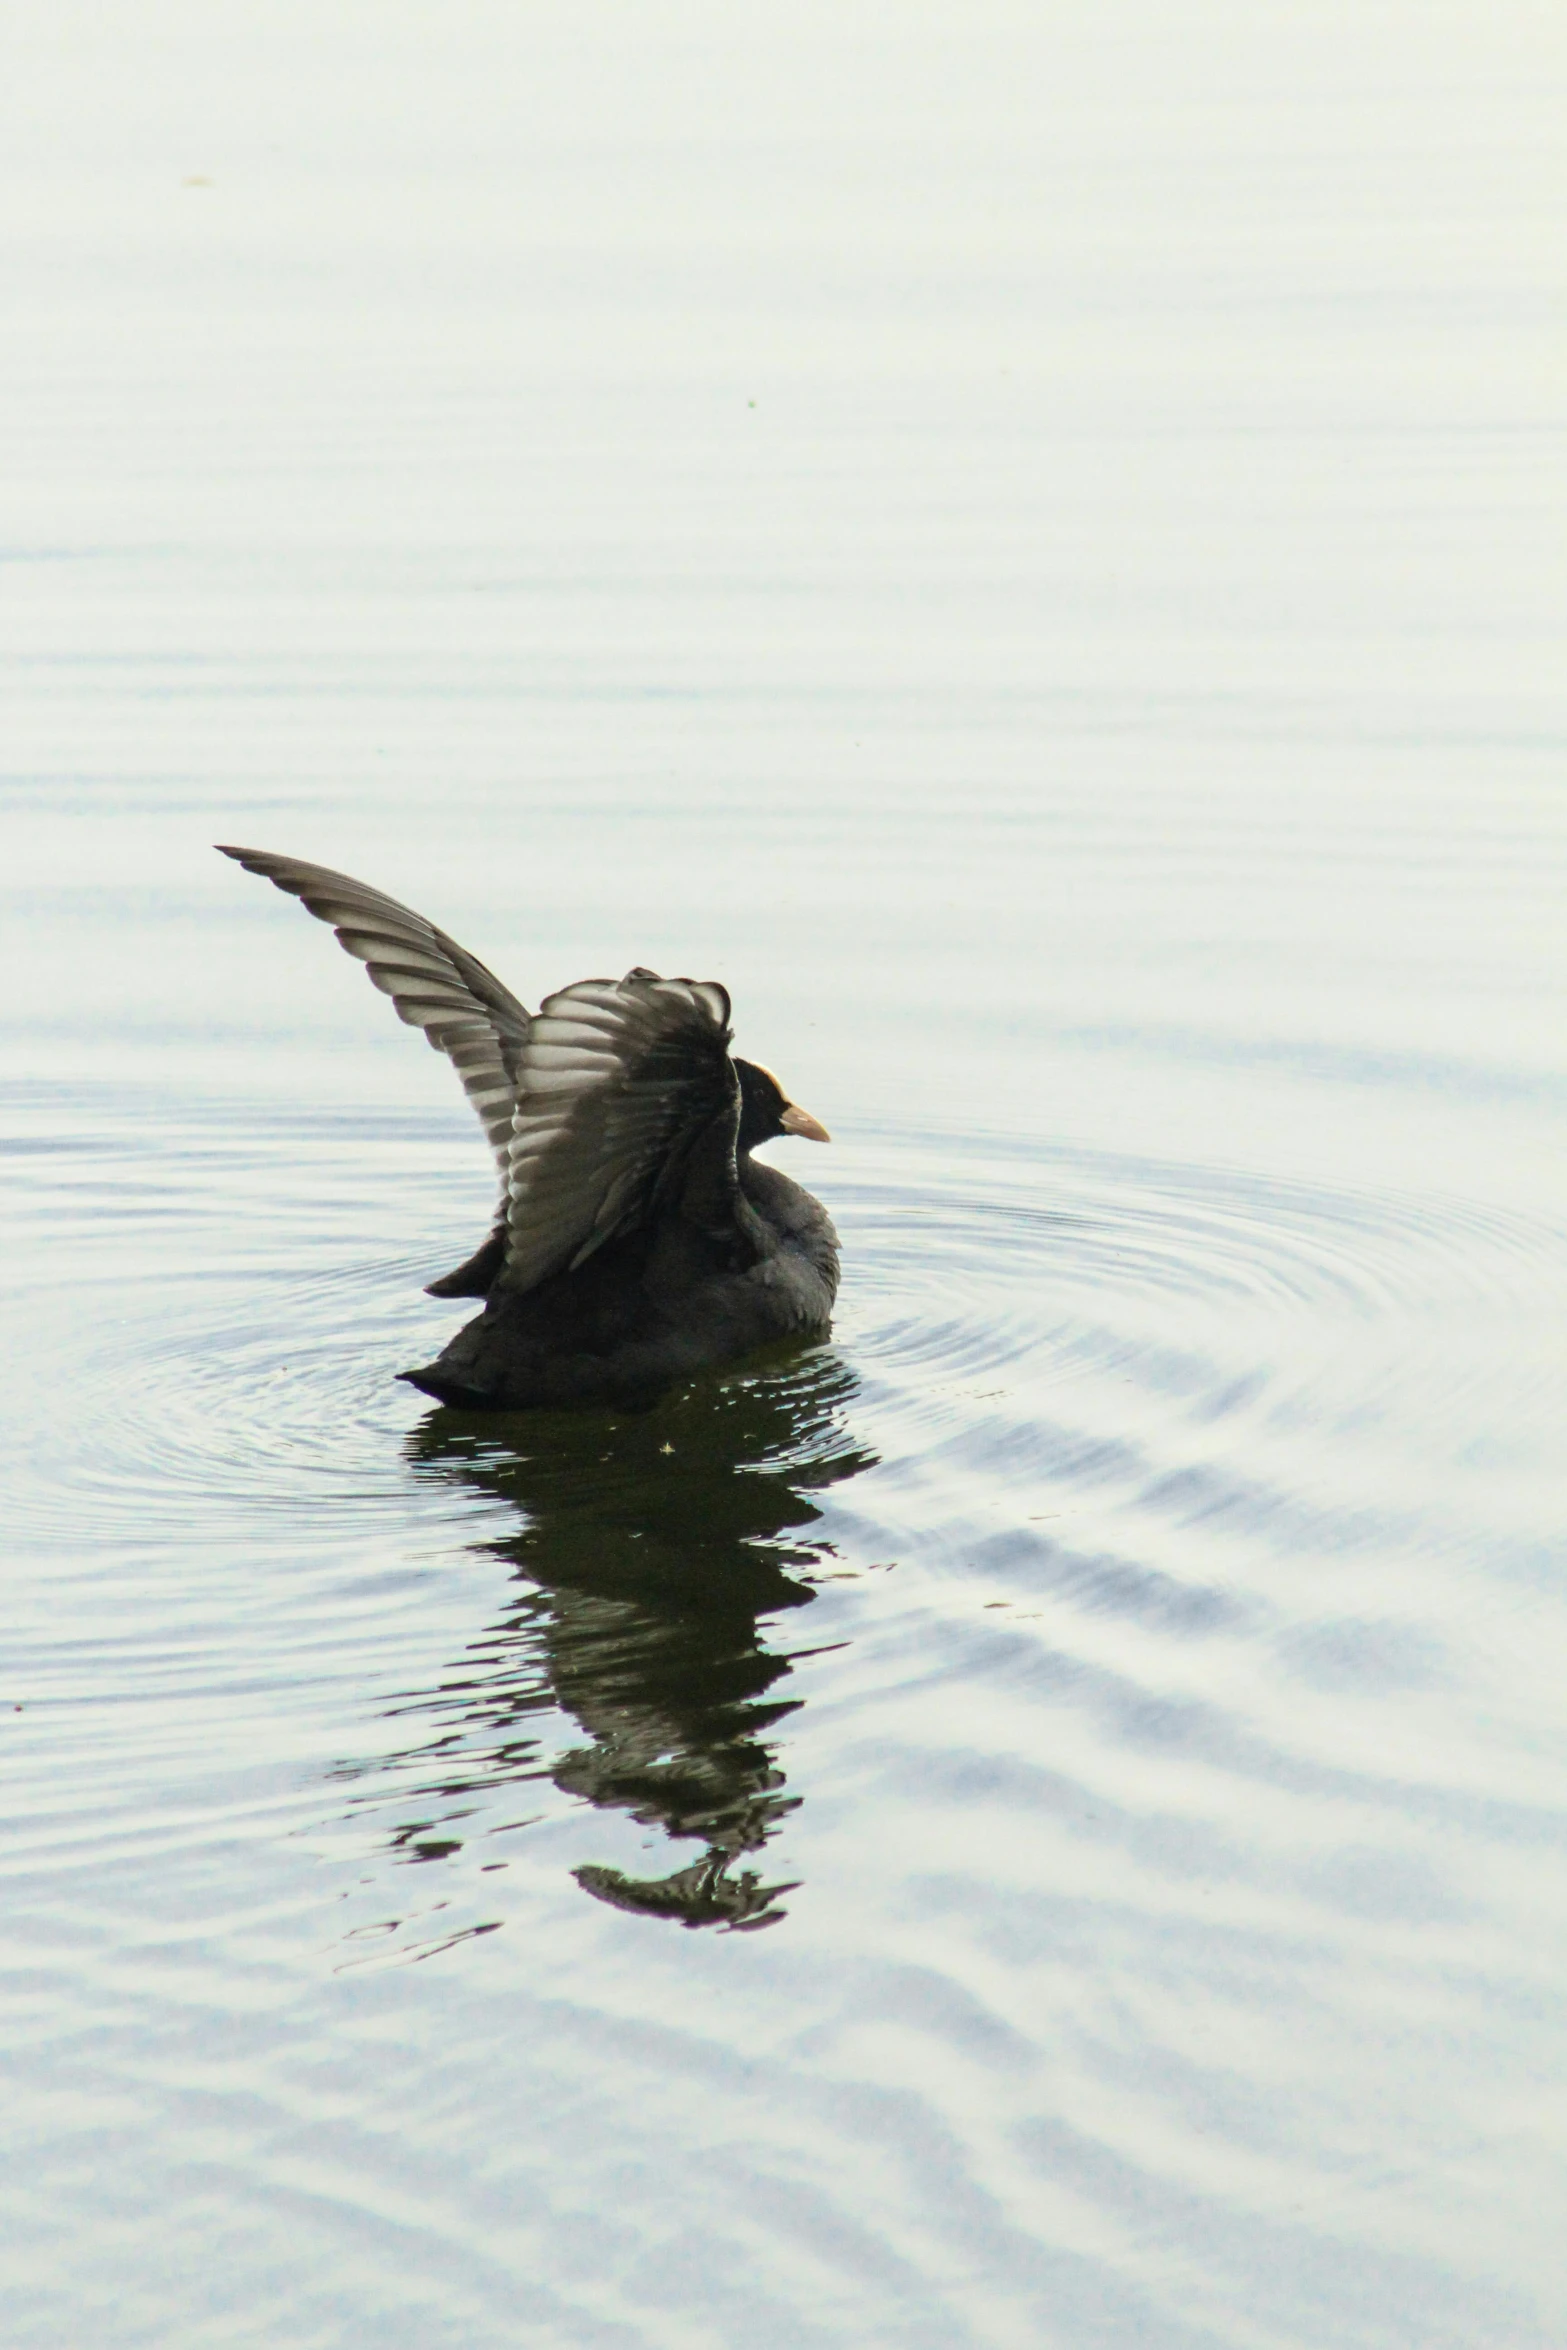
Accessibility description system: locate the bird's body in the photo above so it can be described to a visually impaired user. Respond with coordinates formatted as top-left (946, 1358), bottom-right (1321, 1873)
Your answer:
top-left (218, 846), bottom-right (838, 1408)
top-left (415, 1154), bottom-right (837, 1410)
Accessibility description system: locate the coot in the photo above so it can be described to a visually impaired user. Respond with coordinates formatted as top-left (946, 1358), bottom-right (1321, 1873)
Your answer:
top-left (219, 847), bottom-right (839, 1407)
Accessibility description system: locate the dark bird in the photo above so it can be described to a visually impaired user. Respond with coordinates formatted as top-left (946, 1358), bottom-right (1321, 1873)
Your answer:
top-left (218, 847), bottom-right (839, 1408)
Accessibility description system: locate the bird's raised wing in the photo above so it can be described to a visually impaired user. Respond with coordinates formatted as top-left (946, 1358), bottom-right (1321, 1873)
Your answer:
top-left (217, 846), bottom-right (531, 1173)
top-left (503, 973), bottom-right (737, 1293)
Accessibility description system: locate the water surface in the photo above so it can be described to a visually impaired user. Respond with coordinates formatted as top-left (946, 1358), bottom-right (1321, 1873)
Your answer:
top-left (3, 5), bottom-right (1566, 2344)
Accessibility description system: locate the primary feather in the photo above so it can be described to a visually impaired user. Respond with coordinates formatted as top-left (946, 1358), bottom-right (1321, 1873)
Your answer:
top-left (216, 845), bottom-right (529, 1176)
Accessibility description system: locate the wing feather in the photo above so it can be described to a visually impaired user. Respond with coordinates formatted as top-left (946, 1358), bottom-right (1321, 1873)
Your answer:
top-left (501, 974), bottom-right (738, 1293)
top-left (217, 845), bottom-right (532, 1174)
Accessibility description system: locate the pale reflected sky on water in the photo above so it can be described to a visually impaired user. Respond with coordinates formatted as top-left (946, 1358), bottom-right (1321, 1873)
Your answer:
top-left (2, 6), bottom-right (1566, 2345)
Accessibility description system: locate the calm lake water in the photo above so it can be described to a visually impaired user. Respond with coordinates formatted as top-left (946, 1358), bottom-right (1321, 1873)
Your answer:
top-left (4, 5), bottom-right (1565, 2344)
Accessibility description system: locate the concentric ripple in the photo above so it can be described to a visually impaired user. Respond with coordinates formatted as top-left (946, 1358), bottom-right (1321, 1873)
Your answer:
top-left (5, 1064), bottom-right (1567, 2350)
top-left (9, 1096), bottom-right (1559, 1578)
top-left (836, 1128), bottom-right (1566, 1540)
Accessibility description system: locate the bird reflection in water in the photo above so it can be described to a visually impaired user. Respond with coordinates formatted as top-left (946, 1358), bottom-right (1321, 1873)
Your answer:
top-left (347, 1350), bottom-right (873, 1932)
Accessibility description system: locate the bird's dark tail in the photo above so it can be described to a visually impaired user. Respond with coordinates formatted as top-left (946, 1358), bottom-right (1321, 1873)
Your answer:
top-left (397, 1365), bottom-right (498, 1409)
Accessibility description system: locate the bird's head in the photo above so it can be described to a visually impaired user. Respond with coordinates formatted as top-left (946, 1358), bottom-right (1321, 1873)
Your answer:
top-left (734, 1058), bottom-right (831, 1155)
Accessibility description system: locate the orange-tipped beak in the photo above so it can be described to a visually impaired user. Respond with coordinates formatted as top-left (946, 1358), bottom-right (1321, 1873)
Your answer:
top-left (780, 1103), bottom-right (831, 1143)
